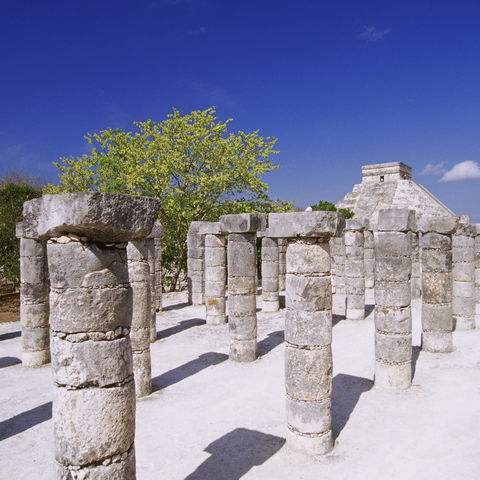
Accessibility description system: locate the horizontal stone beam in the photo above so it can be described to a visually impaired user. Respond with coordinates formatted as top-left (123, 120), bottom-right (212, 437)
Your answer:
top-left (268, 212), bottom-right (344, 238)
top-left (219, 213), bottom-right (266, 233)
top-left (188, 221), bottom-right (222, 235)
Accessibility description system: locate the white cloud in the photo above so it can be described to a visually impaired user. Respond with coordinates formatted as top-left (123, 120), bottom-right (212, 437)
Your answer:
top-left (420, 161), bottom-right (447, 176)
top-left (360, 26), bottom-right (392, 42)
top-left (440, 160), bottom-right (480, 182)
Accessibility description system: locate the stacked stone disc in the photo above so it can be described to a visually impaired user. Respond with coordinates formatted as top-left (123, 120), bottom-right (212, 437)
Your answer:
top-left (269, 211), bottom-right (345, 456)
top-left (420, 216), bottom-right (457, 353)
top-left (452, 216), bottom-right (476, 330)
top-left (374, 209), bottom-right (415, 390)
top-left (16, 223), bottom-right (50, 367)
top-left (261, 235), bottom-right (280, 312)
top-left (219, 213), bottom-right (266, 362)
top-left (22, 192), bottom-right (161, 479)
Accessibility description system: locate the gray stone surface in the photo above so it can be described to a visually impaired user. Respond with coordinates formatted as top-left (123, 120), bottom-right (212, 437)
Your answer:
top-left (204, 234), bottom-right (227, 325)
top-left (219, 213), bottom-right (266, 233)
top-left (344, 220), bottom-right (365, 320)
top-left (187, 229), bottom-right (205, 305)
top-left (261, 237), bottom-right (280, 312)
top-left (278, 238), bottom-right (287, 291)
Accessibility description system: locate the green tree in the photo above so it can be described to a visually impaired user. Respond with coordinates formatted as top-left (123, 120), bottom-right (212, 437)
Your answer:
top-left (46, 107), bottom-right (289, 289)
top-left (310, 200), bottom-right (355, 219)
top-left (0, 183), bottom-right (43, 285)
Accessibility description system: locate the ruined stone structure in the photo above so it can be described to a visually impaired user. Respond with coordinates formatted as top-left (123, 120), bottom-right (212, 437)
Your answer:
top-left (16, 223), bottom-right (50, 367)
top-left (269, 211), bottom-right (345, 456)
top-left (22, 192), bottom-right (161, 479)
top-left (419, 217), bottom-right (457, 353)
top-left (374, 209), bottom-right (415, 390)
top-left (452, 216), bottom-right (476, 330)
top-left (187, 223), bottom-right (205, 305)
top-left (330, 235), bottom-right (346, 315)
top-left (344, 218), bottom-right (366, 321)
top-left (363, 227), bottom-right (375, 289)
top-left (146, 221), bottom-right (163, 342)
top-left (278, 238), bottom-right (287, 291)
top-left (219, 213), bottom-right (266, 362)
top-left (261, 235), bottom-right (280, 312)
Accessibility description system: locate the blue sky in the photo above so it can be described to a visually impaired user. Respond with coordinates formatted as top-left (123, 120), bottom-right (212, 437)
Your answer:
top-left (1, 1), bottom-right (480, 220)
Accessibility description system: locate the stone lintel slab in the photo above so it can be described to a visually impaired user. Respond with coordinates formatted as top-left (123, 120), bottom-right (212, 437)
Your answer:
top-left (146, 220), bottom-right (164, 239)
top-left (188, 221), bottom-right (222, 235)
top-left (418, 216), bottom-right (459, 235)
top-left (377, 209), bottom-right (416, 232)
top-left (219, 213), bottom-right (266, 233)
top-left (345, 218), bottom-right (366, 231)
top-left (22, 192), bottom-right (161, 242)
top-left (268, 211), bottom-right (344, 239)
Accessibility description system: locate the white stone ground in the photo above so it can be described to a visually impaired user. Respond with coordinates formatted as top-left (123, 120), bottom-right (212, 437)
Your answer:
top-left (1, 290), bottom-right (479, 479)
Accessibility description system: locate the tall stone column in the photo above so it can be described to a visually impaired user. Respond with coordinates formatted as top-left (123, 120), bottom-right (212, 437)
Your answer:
top-left (146, 221), bottom-right (163, 341)
top-left (200, 222), bottom-right (226, 325)
top-left (219, 213), bottom-right (266, 362)
top-left (364, 228), bottom-right (375, 289)
top-left (187, 223), bottom-right (205, 305)
top-left (16, 223), bottom-right (50, 367)
top-left (344, 219), bottom-right (365, 321)
top-left (127, 240), bottom-right (152, 397)
top-left (278, 238), bottom-right (287, 291)
top-left (374, 209), bottom-right (415, 390)
top-left (420, 217), bottom-right (456, 353)
top-left (261, 236), bottom-right (279, 312)
top-left (411, 232), bottom-right (422, 299)
top-left (269, 211), bottom-right (345, 456)
top-left (154, 237), bottom-right (163, 312)
top-left (331, 235), bottom-right (346, 315)
top-left (452, 216), bottom-right (476, 330)
top-left (22, 192), bottom-right (161, 479)
top-left (474, 224), bottom-right (480, 327)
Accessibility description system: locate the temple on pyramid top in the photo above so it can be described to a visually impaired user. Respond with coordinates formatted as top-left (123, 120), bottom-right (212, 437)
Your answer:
top-left (337, 162), bottom-right (455, 225)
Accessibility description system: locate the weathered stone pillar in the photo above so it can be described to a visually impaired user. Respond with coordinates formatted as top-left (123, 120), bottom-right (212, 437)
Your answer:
top-left (127, 240), bottom-right (152, 397)
top-left (201, 222), bottom-right (227, 325)
top-left (261, 236), bottom-right (279, 312)
top-left (187, 223), bottom-right (205, 305)
top-left (411, 232), bottom-right (422, 299)
top-left (364, 228), bottom-right (375, 289)
top-left (344, 218), bottom-right (365, 320)
top-left (154, 236), bottom-right (163, 312)
top-left (420, 217), bottom-right (456, 353)
top-left (452, 216), bottom-right (476, 330)
top-left (22, 192), bottom-right (161, 479)
top-left (146, 221), bottom-right (163, 341)
top-left (16, 223), bottom-right (50, 367)
top-left (374, 209), bottom-right (415, 390)
top-left (269, 211), bottom-right (345, 456)
top-left (331, 234), bottom-right (346, 315)
top-left (474, 224), bottom-right (480, 327)
top-left (219, 213), bottom-right (266, 362)
top-left (278, 238), bottom-right (287, 291)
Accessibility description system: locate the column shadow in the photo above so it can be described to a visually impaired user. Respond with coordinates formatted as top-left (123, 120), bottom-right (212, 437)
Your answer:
top-left (157, 318), bottom-right (205, 340)
top-left (0, 401), bottom-right (52, 441)
top-left (258, 330), bottom-right (284, 357)
top-left (411, 345), bottom-right (421, 380)
top-left (0, 356), bottom-right (21, 368)
top-left (365, 304), bottom-right (375, 317)
top-left (162, 301), bottom-right (190, 311)
top-left (332, 373), bottom-right (373, 439)
top-left (152, 352), bottom-right (228, 392)
top-left (185, 428), bottom-right (285, 480)
top-left (0, 331), bottom-right (21, 341)
top-left (332, 314), bottom-right (345, 327)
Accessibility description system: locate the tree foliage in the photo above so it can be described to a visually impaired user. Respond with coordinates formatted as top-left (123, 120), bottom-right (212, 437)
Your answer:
top-left (310, 200), bottom-right (355, 219)
top-left (0, 183), bottom-right (43, 285)
top-left (46, 107), bottom-right (291, 288)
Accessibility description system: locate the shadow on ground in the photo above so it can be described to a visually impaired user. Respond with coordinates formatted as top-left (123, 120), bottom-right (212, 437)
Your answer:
top-left (162, 302), bottom-right (190, 312)
top-left (0, 356), bottom-right (21, 369)
top-left (332, 373), bottom-right (373, 439)
top-left (0, 331), bottom-right (21, 341)
top-left (157, 318), bottom-right (205, 340)
top-left (0, 402), bottom-right (52, 441)
top-left (258, 330), bottom-right (284, 357)
top-left (152, 352), bottom-right (228, 392)
top-left (332, 314), bottom-right (345, 327)
top-left (412, 345), bottom-right (421, 380)
top-left (365, 304), bottom-right (375, 317)
top-left (185, 428), bottom-right (285, 480)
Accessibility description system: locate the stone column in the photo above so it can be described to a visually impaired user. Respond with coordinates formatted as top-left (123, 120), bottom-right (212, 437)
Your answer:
top-left (331, 235), bottom-right (346, 315)
top-left (16, 223), bottom-right (50, 367)
top-left (261, 236), bottom-right (279, 312)
top-left (452, 216), bottom-right (476, 330)
top-left (154, 237), bottom-right (163, 312)
top-left (187, 223), bottom-right (205, 305)
top-left (474, 224), bottom-right (480, 327)
top-left (411, 232), bottom-right (422, 299)
top-left (127, 240), bottom-right (152, 397)
top-left (201, 222), bottom-right (227, 325)
top-left (420, 217), bottom-right (457, 353)
top-left (278, 238), bottom-right (287, 291)
top-left (22, 192), bottom-right (161, 479)
top-left (146, 221), bottom-right (163, 341)
top-left (364, 228), bottom-right (375, 289)
top-left (344, 219), bottom-right (365, 321)
top-left (374, 209), bottom-right (415, 390)
top-left (219, 213), bottom-right (266, 362)
top-left (269, 211), bottom-right (345, 456)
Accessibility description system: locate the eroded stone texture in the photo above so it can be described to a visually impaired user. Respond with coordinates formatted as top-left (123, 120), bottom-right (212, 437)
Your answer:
top-left (187, 231), bottom-right (205, 305)
top-left (330, 235), bottom-right (346, 315)
top-left (205, 233), bottom-right (227, 325)
top-left (148, 220), bottom-right (163, 320)
top-left (374, 209), bottom-right (415, 390)
top-left (411, 232), bottom-right (422, 299)
top-left (452, 217), bottom-right (476, 330)
top-left (474, 224), bottom-right (480, 326)
top-left (261, 236), bottom-right (279, 312)
top-left (17, 224), bottom-right (50, 367)
top-left (127, 240), bottom-right (152, 397)
top-left (278, 238), bottom-right (287, 291)
top-left (364, 228), bottom-right (375, 289)
top-left (269, 211), bottom-right (344, 456)
top-left (344, 218), bottom-right (365, 320)
top-left (420, 220), bottom-right (454, 353)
